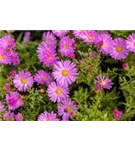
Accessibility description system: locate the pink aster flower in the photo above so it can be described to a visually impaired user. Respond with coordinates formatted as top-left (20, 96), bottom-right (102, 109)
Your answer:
top-left (52, 60), bottom-right (78, 86)
top-left (37, 42), bottom-right (57, 66)
top-left (73, 30), bottom-right (86, 39)
top-left (37, 41), bottom-right (55, 53)
top-left (13, 70), bottom-right (34, 92)
top-left (3, 111), bottom-right (15, 121)
top-left (47, 81), bottom-right (69, 102)
top-left (95, 75), bottom-right (113, 90)
top-left (81, 30), bottom-right (97, 44)
top-left (9, 50), bottom-right (20, 66)
top-left (38, 111), bottom-right (59, 121)
top-left (96, 32), bottom-right (113, 54)
top-left (59, 36), bottom-right (76, 57)
top-left (58, 99), bottom-right (78, 121)
top-left (23, 32), bottom-right (31, 44)
top-left (5, 92), bottom-right (23, 110)
top-left (15, 113), bottom-right (23, 121)
top-left (113, 108), bottom-right (122, 120)
top-left (0, 102), bottom-right (5, 112)
top-left (126, 33), bottom-right (135, 53)
top-left (0, 35), bottom-right (15, 50)
top-left (42, 32), bottom-right (56, 50)
top-left (34, 70), bottom-right (53, 86)
top-left (52, 30), bottom-right (69, 38)
top-left (3, 84), bottom-right (11, 92)
top-left (10, 70), bottom-right (16, 76)
top-left (110, 38), bottom-right (129, 60)
top-left (0, 49), bottom-right (11, 64)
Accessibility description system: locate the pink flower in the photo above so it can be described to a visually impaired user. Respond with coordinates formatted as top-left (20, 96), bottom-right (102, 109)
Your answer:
top-left (113, 108), bottom-right (122, 120)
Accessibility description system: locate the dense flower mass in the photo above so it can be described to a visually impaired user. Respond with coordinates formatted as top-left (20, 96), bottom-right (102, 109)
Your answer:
top-left (0, 35), bottom-right (20, 66)
top-left (1, 30), bottom-right (135, 121)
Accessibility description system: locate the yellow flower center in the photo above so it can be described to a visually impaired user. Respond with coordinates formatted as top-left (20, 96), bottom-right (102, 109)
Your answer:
top-left (101, 80), bottom-right (106, 85)
top-left (67, 105), bottom-right (71, 112)
top-left (45, 38), bottom-right (50, 43)
top-left (55, 88), bottom-right (62, 95)
top-left (116, 46), bottom-right (123, 52)
top-left (62, 69), bottom-right (69, 77)
top-left (0, 54), bottom-right (5, 60)
top-left (40, 76), bottom-right (45, 80)
top-left (88, 35), bottom-right (93, 40)
top-left (21, 78), bottom-right (27, 84)
top-left (102, 42), bottom-right (106, 48)
top-left (64, 44), bottom-right (69, 49)
top-left (80, 30), bottom-right (84, 32)
top-left (47, 119), bottom-right (52, 121)
top-left (47, 56), bottom-right (52, 60)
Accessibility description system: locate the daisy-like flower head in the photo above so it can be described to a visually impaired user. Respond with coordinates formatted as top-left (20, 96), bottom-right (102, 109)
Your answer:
top-left (42, 32), bottom-right (56, 50)
top-left (0, 35), bottom-right (15, 50)
top-left (47, 81), bottom-right (69, 102)
top-left (52, 30), bottom-right (69, 38)
top-left (40, 49), bottom-right (57, 67)
top-left (110, 38), bottom-right (129, 60)
top-left (95, 75), bottom-right (113, 90)
top-left (38, 111), bottom-right (59, 121)
top-left (23, 32), bottom-right (31, 45)
top-left (0, 102), bottom-right (5, 112)
top-left (73, 30), bottom-right (86, 39)
top-left (37, 42), bottom-right (57, 66)
top-left (52, 60), bottom-right (78, 86)
top-left (96, 32), bottom-right (113, 55)
top-left (126, 33), bottom-right (135, 53)
top-left (5, 92), bottom-right (23, 110)
top-left (15, 113), bottom-right (23, 121)
top-left (59, 36), bottom-right (76, 57)
top-left (3, 111), bottom-right (15, 121)
top-left (37, 42), bottom-right (55, 55)
top-left (58, 99), bottom-right (78, 121)
top-left (13, 70), bottom-right (34, 92)
top-left (9, 49), bottom-right (20, 66)
top-left (34, 70), bottom-right (53, 86)
top-left (81, 30), bottom-right (97, 44)
top-left (0, 49), bottom-right (11, 64)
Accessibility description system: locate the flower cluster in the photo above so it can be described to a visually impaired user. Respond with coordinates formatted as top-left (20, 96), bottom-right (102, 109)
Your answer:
top-left (2, 30), bottom-right (135, 121)
top-left (0, 35), bottom-right (20, 66)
